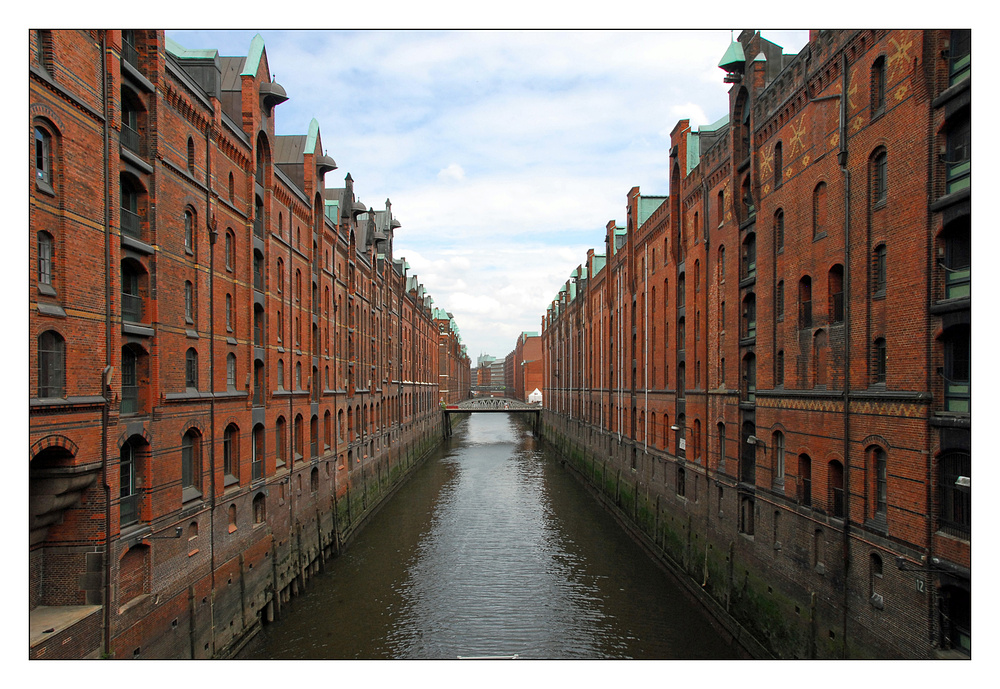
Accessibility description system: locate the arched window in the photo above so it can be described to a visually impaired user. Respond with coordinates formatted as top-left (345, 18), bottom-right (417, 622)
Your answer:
top-left (872, 337), bottom-right (887, 384)
top-left (252, 424), bottom-right (265, 481)
top-left (185, 348), bottom-right (198, 389)
top-left (868, 446), bottom-right (887, 517)
top-left (871, 56), bottom-right (886, 115)
top-left (829, 460), bottom-right (845, 517)
top-left (774, 209), bottom-right (784, 251)
top-left (812, 182), bottom-right (827, 237)
top-left (828, 264), bottom-right (844, 323)
top-left (253, 493), bottom-right (266, 525)
top-left (799, 276), bottom-right (813, 329)
top-left (774, 142), bottom-right (783, 188)
top-left (871, 148), bottom-right (888, 206)
top-left (225, 230), bottom-right (235, 271)
top-left (799, 454), bottom-right (812, 506)
top-left (772, 431), bottom-right (785, 481)
top-left (225, 293), bottom-right (233, 332)
top-left (37, 231), bottom-right (54, 290)
top-left (223, 424), bottom-right (240, 484)
top-left (184, 280), bottom-right (194, 324)
top-left (228, 172), bottom-right (235, 202)
top-left (184, 209), bottom-right (195, 253)
top-left (34, 125), bottom-right (53, 188)
top-left (718, 245), bottom-right (726, 281)
top-left (38, 330), bottom-right (65, 398)
top-left (872, 244), bottom-right (887, 296)
top-left (181, 430), bottom-right (202, 498)
top-left (741, 233), bottom-right (756, 280)
top-left (275, 416), bottom-right (287, 468)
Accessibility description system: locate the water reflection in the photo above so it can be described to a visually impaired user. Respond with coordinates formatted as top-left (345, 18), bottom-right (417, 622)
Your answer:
top-left (240, 414), bottom-right (737, 660)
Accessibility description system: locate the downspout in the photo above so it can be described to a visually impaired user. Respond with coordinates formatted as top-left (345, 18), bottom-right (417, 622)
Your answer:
top-left (205, 117), bottom-right (219, 656)
top-left (702, 175), bottom-right (712, 586)
top-left (644, 243), bottom-right (649, 453)
top-left (101, 30), bottom-right (113, 658)
top-left (838, 52), bottom-right (852, 658)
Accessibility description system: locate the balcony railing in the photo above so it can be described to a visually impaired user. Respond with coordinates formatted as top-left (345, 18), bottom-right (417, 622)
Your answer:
top-left (121, 124), bottom-right (143, 157)
top-left (121, 207), bottom-right (142, 239)
top-left (122, 39), bottom-right (139, 69)
top-left (122, 292), bottom-right (143, 323)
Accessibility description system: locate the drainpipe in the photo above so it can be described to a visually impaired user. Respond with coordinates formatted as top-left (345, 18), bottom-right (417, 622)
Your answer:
top-left (205, 117), bottom-right (218, 657)
top-left (101, 30), bottom-right (112, 657)
top-left (644, 243), bottom-right (649, 453)
top-left (838, 52), bottom-right (852, 658)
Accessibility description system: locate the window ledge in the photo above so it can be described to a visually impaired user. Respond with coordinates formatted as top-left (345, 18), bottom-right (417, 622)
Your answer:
top-left (35, 179), bottom-right (55, 197)
top-left (36, 302), bottom-right (66, 318)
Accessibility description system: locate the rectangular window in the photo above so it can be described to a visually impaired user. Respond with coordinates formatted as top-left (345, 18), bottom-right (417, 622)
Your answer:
top-left (38, 234), bottom-right (52, 286)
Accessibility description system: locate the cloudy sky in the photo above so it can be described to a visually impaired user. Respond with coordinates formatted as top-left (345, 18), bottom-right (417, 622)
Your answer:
top-left (168, 29), bottom-right (810, 361)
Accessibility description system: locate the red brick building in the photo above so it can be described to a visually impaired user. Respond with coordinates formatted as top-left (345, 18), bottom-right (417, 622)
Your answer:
top-left (542, 29), bottom-right (970, 658)
top-left (434, 308), bottom-right (472, 404)
top-left (29, 29), bottom-right (468, 659)
top-left (505, 332), bottom-right (542, 403)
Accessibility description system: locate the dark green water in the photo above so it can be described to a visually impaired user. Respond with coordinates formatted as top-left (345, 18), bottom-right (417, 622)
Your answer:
top-left (238, 413), bottom-right (738, 660)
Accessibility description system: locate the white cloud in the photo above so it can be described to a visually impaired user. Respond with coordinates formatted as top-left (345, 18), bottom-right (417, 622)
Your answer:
top-left (437, 163), bottom-right (466, 182)
top-left (167, 28), bottom-right (811, 358)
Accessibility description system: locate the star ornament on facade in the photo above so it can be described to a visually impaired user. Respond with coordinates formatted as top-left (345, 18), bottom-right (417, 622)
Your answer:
top-left (888, 35), bottom-right (914, 79)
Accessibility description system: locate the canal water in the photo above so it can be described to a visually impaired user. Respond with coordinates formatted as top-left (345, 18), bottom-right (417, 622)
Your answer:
top-left (238, 413), bottom-right (738, 660)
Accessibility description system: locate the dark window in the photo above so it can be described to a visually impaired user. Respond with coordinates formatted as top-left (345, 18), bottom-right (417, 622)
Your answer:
top-left (742, 234), bottom-right (756, 280)
top-left (942, 219), bottom-right (970, 299)
top-left (946, 114), bottom-right (970, 194)
top-left (252, 425), bottom-right (265, 481)
top-left (676, 466), bottom-right (686, 497)
top-left (185, 348), bottom-right (198, 389)
top-left (253, 493), bottom-right (266, 524)
top-left (948, 29), bottom-right (970, 86)
top-left (813, 182), bottom-right (827, 237)
top-left (38, 232), bottom-right (53, 288)
top-left (829, 265), bottom-right (844, 323)
top-left (773, 431), bottom-right (785, 480)
top-left (799, 276), bottom-right (813, 328)
top-left (943, 325), bottom-right (970, 413)
top-left (184, 281), bottom-right (194, 323)
top-left (187, 138), bottom-right (195, 174)
top-left (223, 424), bottom-right (239, 483)
top-left (181, 431), bottom-right (201, 494)
top-left (774, 142), bottom-right (783, 188)
top-left (184, 210), bottom-right (194, 253)
top-left (873, 245), bottom-right (887, 295)
top-left (776, 280), bottom-right (784, 318)
top-left (871, 57), bottom-right (886, 114)
top-left (873, 338), bottom-right (887, 384)
top-left (873, 447), bottom-right (887, 515)
top-left (775, 209), bottom-right (784, 251)
top-left (799, 454), bottom-right (812, 506)
top-left (38, 330), bottom-right (65, 398)
top-left (120, 441), bottom-right (140, 526)
top-left (829, 460), bottom-right (845, 518)
top-left (776, 350), bottom-right (785, 387)
top-left (872, 149), bottom-right (888, 206)
top-left (742, 294), bottom-right (756, 339)
top-left (939, 452), bottom-right (970, 535)
top-left (225, 231), bottom-right (234, 271)
top-left (226, 353), bottom-right (236, 389)
top-left (739, 496), bottom-right (755, 535)
top-left (276, 417), bottom-right (287, 467)
top-left (34, 126), bottom-right (52, 186)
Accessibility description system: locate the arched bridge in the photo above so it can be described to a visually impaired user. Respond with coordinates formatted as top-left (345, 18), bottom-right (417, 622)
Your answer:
top-left (441, 398), bottom-right (542, 437)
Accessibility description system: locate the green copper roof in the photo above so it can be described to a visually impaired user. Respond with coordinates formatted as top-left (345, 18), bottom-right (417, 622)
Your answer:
top-left (592, 254), bottom-right (607, 276)
top-left (241, 33), bottom-right (266, 77)
top-left (165, 36), bottom-right (218, 59)
top-left (324, 199), bottom-right (339, 222)
top-left (638, 196), bottom-right (667, 227)
top-left (304, 118), bottom-right (321, 156)
top-left (718, 40), bottom-right (745, 70)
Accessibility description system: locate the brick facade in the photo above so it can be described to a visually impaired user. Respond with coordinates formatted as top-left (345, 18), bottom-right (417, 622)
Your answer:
top-left (29, 29), bottom-right (469, 659)
top-left (541, 29), bottom-right (970, 659)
